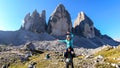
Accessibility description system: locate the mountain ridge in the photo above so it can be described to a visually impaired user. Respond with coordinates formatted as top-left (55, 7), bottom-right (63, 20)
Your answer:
top-left (0, 4), bottom-right (119, 48)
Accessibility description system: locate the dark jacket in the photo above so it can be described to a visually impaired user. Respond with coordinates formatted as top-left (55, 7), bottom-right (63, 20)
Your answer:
top-left (64, 51), bottom-right (75, 61)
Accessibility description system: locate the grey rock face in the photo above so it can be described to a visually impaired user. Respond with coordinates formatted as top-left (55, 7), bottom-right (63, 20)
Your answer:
top-left (21, 10), bottom-right (46, 33)
top-left (32, 40), bottom-right (66, 52)
top-left (73, 12), bottom-right (95, 38)
top-left (101, 35), bottom-right (119, 46)
top-left (0, 30), bottom-right (56, 46)
top-left (94, 27), bottom-right (101, 37)
top-left (23, 42), bottom-right (35, 51)
top-left (47, 4), bottom-right (72, 36)
top-left (21, 13), bottom-right (33, 30)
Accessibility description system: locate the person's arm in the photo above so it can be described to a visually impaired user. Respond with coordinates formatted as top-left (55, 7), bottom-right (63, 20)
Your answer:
top-left (59, 40), bottom-right (66, 43)
top-left (70, 39), bottom-right (74, 48)
top-left (55, 39), bottom-right (66, 46)
top-left (70, 33), bottom-right (74, 38)
top-left (70, 33), bottom-right (74, 48)
top-left (64, 52), bottom-right (67, 58)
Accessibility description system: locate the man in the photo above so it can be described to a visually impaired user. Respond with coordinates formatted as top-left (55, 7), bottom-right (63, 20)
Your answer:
top-left (64, 47), bottom-right (75, 68)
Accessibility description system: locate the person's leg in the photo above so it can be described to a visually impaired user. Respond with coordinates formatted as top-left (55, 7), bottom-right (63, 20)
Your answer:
top-left (66, 63), bottom-right (69, 68)
top-left (71, 62), bottom-right (74, 68)
top-left (71, 48), bottom-right (74, 52)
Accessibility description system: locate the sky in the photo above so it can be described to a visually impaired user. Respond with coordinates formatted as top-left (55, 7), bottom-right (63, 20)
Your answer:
top-left (0, 0), bottom-right (120, 39)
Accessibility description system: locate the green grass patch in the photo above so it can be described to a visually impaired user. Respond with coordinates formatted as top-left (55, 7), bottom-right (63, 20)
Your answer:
top-left (94, 46), bottom-right (120, 63)
top-left (95, 63), bottom-right (116, 68)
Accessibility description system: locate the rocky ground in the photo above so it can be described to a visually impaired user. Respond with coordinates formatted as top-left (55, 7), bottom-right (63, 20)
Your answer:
top-left (0, 43), bottom-right (120, 68)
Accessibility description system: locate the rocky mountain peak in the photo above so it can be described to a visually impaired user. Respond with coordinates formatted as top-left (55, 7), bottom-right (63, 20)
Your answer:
top-left (74, 11), bottom-right (93, 27)
top-left (31, 9), bottom-right (39, 18)
top-left (55, 4), bottom-right (65, 12)
top-left (40, 10), bottom-right (46, 20)
top-left (47, 4), bottom-right (72, 36)
top-left (79, 11), bottom-right (85, 20)
top-left (21, 9), bottom-right (46, 33)
top-left (73, 11), bottom-right (95, 38)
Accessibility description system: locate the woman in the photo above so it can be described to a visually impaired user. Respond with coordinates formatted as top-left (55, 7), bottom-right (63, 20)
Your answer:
top-left (59, 32), bottom-right (74, 52)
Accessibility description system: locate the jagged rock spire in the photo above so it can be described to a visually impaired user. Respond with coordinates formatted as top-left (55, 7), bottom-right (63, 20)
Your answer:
top-left (47, 4), bottom-right (72, 36)
top-left (21, 9), bottom-right (46, 33)
top-left (73, 11), bottom-right (95, 38)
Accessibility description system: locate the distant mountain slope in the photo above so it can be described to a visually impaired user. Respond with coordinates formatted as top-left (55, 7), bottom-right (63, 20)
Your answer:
top-left (0, 30), bottom-right (55, 46)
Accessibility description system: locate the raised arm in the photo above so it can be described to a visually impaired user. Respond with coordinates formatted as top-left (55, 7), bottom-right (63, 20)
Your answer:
top-left (71, 33), bottom-right (74, 38)
top-left (59, 40), bottom-right (66, 43)
top-left (70, 33), bottom-right (74, 48)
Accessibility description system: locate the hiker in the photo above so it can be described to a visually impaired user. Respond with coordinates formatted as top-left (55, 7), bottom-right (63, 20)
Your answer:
top-left (58, 31), bottom-right (74, 52)
top-left (64, 47), bottom-right (75, 68)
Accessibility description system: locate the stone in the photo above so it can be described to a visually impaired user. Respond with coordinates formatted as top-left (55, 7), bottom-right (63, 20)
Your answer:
top-left (58, 59), bottom-right (64, 62)
top-left (1, 64), bottom-right (10, 68)
top-left (1, 64), bottom-right (7, 68)
top-left (47, 4), bottom-right (72, 36)
top-left (28, 62), bottom-right (37, 68)
top-left (23, 42), bottom-right (35, 51)
top-left (21, 10), bottom-right (46, 33)
top-left (25, 51), bottom-right (33, 57)
top-left (94, 55), bottom-right (104, 63)
top-left (84, 55), bottom-right (94, 59)
top-left (95, 55), bottom-right (103, 59)
top-left (73, 12), bottom-right (95, 38)
top-left (111, 63), bottom-right (119, 68)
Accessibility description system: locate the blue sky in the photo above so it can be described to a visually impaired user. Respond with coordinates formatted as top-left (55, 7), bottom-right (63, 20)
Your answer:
top-left (0, 0), bottom-right (120, 39)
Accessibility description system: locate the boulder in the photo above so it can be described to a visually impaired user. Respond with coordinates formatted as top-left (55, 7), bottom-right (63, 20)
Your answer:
top-left (28, 62), bottom-right (37, 68)
top-left (47, 4), bottom-right (72, 36)
top-left (23, 42), bottom-right (35, 51)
